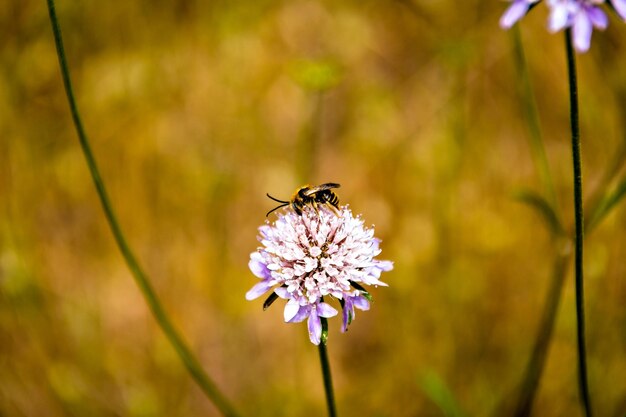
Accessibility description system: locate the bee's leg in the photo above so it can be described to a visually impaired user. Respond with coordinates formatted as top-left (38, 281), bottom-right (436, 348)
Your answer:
top-left (327, 204), bottom-right (341, 216)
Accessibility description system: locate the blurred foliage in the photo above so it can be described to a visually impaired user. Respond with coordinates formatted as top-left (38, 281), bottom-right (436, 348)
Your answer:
top-left (1, 0), bottom-right (626, 416)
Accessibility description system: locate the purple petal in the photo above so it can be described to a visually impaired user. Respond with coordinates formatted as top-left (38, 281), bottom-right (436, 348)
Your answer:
top-left (353, 296), bottom-right (370, 311)
top-left (307, 310), bottom-right (322, 345)
top-left (341, 295), bottom-right (370, 332)
top-left (612, 0), bottom-right (626, 20)
top-left (377, 260), bottom-right (394, 272)
top-left (369, 261), bottom-right (394, 279)
top-left (586, 7), bottom-right (608, 29)
top-left (248, 253), bottom-right (270, 279)
top-left (283, 298), bottom-right (301, 322)
top-left (290, 306), bottom-right (310, 323)
top-left (284, 301), bottom-right (310, 323)
top-left (317, 302), bottom-right (338, 318)
top-left (500, 1), bottom-right (531, 29)
top-left (341, 303), bottom-right (352, 333)
top-left (245, 281), bottom-right (273, 300)
top-left (573, 11), bottom-right (593, 52)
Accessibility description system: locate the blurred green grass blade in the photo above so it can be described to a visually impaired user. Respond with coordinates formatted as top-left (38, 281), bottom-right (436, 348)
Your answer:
top-left (45, 1), bottom-right (240, 416)
top-left (418, 371), bottom-right (467, 417)
top-left (512, 189), bottom-right (564, 237)
top-left (511, 27), bottom-right (559, 215)
top-left (588, 176), bottom-right (626, 231)
top-left (492, 253), bottom-right (569, 417)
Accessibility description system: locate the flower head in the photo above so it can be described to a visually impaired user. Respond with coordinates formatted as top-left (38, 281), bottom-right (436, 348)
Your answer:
top-left (246, 205), bottom-right (392, 345)
top-left (500, 0), bottom-right (626, 52)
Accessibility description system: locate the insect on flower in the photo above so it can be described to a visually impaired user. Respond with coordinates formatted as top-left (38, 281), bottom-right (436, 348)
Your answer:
top-left (265, 183), bottom-right (341, 217)
top-left (247, 186), bottom-right (393, 345)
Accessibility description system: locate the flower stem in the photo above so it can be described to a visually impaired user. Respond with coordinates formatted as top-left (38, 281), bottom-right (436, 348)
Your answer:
top-left (46, 2), bottom-right (239, 416)
top-left (318, 318), bottom-right (337, 417)
top-left (564, 29), bottom-right (592, 417)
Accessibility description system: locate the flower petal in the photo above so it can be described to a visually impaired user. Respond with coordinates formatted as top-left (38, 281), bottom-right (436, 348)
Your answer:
top-left (587, 6), bottom-right (608, 29)
top-left (377, 260), bottom-right (394, 272)
top-left (341, 302), bottom-right (353, 333)
top-left (307, 310), bottom-right (322, 345)
top-left (248, 253), bottom-right (270, 279)
top-left (245, 281), bottom-right (273, 300)
top-left (284, 298), bottom-right (301, 322)
top-left (353, 296), bottom-right (370, 311)
top-left (548, 3), bottom-right (571, 32)
top-left (274, 286), bottom-right (290, 299)
top-left (290, 306), bottom-right (310, 323)
top-left (612, 0), bottom-right (626, 21)
top-left (573, 11), bottom-right (593, 52)
top-left (500, 1), bottom-right (531, 29)
top-left (317, 302), bottom-right (338, 318)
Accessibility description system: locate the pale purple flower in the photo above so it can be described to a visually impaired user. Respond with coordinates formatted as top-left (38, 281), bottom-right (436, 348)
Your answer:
top-left (246, 205), bottom-right (392, 345)
top-left (548, 0), bottom-right (608, 52)
top-left (500, 0), bottom-right (625, 52)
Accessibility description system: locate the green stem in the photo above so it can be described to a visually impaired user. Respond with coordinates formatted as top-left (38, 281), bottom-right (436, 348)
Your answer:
top-left (318, 318), bottom-right (337, 417)
top-left (565, 29), bottom-right (592, 417)
top-left (46, 2), bottom-right (239, 416)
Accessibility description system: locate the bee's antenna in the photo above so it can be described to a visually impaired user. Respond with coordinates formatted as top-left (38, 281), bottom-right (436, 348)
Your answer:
top-left (266, 193), bottom-right (289, 204)
top-left (266, 203), bottom-right (289, 217)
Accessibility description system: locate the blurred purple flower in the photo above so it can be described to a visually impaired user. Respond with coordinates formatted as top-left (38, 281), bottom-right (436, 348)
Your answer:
top-left (500, 0), bottom-right (626, 52)
top-left (548, 0), bottom-right (608, 52)
top-left (246, 206), bottom-right (392, 345)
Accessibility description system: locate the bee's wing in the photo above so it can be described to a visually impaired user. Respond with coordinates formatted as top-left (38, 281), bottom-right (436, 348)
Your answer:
top-left (303, 183), bottom-right (340, 196)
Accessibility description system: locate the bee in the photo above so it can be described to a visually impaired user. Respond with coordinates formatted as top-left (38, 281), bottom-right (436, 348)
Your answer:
top-left (266, 183), bottom-right (341, 217)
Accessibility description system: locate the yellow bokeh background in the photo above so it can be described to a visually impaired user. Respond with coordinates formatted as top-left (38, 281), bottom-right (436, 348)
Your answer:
top-left (1, 1), bottom-right (626, 416)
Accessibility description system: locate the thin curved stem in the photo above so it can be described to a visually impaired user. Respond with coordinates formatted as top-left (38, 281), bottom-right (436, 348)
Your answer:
top-left (565, 29), bottom-right (592, 417)
top-left (318, 318), bottom-right (337, 417)
top-left (46, 2), bottom-right (239, 416)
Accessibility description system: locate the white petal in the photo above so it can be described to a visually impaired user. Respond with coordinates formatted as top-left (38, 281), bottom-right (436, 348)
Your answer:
top-left (274, 287), bottom-right (290, 299)
top-left (283, 298), bottom-right (301, 322)
top-left (573, 11), bottom-right (592, 52)
top-left (548, 3), bottom-right (571, 32)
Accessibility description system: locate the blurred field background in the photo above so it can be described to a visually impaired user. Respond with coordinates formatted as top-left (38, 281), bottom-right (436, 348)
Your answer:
top-left (2, 1), bottom-right (626, 416)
